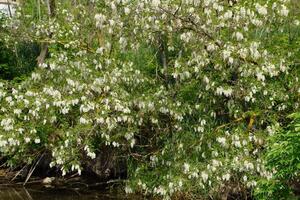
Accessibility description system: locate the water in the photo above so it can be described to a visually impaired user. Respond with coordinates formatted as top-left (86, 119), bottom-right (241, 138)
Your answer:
top-left (0, 187), bottom-right (130, 200)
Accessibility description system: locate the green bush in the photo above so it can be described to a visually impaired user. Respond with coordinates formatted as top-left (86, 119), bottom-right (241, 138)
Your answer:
top-left (255, 113), bottom-right (300, 200)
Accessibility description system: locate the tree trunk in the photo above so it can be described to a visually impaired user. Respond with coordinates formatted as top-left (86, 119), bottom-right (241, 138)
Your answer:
top-left (157, 34), bottom-right (168, 84)
top-left (37, 0), bottom-right (56, 65)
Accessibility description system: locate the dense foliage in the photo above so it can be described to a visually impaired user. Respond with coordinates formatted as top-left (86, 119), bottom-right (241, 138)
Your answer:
top-left (0, 14), bottom-right (39, 81)
top-left (0, 0), bottom-right (299, 199)
top-left (0, 41), bottom-right (39, 81)
top-left (255, 113), bottom-right (300, 200)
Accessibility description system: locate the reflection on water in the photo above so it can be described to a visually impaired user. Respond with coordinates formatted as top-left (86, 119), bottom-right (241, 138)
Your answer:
top-left (0, 187), bottom-right (130, 200)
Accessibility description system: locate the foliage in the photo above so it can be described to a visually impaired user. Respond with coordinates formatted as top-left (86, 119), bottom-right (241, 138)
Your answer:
top-left (0, 0), bottom-right (299, 199)
top-left (0, 42), bottom-right (40, 81)
top-left (0, 13), bottom-right (39, 81)
top-left (255, 113), bottom-right (300, 200)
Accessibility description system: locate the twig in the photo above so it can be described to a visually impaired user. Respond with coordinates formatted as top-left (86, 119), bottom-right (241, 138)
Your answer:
top-left (11, 164), bottom-right (28, 182)
top-left (215, 116), bottom-right (245, 131)
top-left (23, 187), bottom-right (34, 200)
top-left (23, 152), bottom-right (45, 186)
top-left (12, 188), bottom-right (25, 200)
top-left (0, 180), bottom-right (42, 186)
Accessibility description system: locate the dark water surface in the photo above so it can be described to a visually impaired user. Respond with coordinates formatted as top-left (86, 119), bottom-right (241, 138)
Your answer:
top-left (0, 187), bottom-right (132, 200)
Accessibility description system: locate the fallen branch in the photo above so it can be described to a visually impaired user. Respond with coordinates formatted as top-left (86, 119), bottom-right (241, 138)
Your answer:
top-left (23, 152), bottom-right (45, 186)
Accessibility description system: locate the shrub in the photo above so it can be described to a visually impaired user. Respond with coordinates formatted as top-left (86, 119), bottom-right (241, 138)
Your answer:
top-left (0, 0), bottom-right (299, 199)
top-left (255, 113), bottom-right (300, 200)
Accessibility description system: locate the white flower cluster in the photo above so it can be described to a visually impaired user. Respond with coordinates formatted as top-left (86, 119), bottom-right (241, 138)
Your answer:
top-left (84, 145), bottom-right (96, 159)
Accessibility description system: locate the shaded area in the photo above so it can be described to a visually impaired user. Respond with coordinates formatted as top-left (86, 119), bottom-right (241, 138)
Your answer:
top-left (0, 186), bottom-right (133, 200)
top-left (0, 42), bottom-right (39, 81)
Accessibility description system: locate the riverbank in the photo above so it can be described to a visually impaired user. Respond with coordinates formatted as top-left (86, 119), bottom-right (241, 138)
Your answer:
top-left (0, 167), bottom-right (134, 200)
top-left (0, 148), bottom-right (138, 200)
top-left (0, 167), bottom-right (122, 186)
top-left (0, 186), bottom-right (131, 200)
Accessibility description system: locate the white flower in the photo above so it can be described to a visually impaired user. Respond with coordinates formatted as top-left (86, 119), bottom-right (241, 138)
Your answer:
top-left (243, 175), bottom-right (248, 182)
top-left (79, 117), bottom-right (88, 124)
top-left (256, 4), bottom-right (268, 16)
top-left (252, 19), bottom-right (263, 27)
top-left (96, 47), bottom-right (104, 54)
top-left (222, 50), bottom-right (231, 60)
top-left (279, 5), bottom-right (289, 17)
top-left (62, 169), bottom-right (66, 176)
top-left (87, 152), bottom-right (96, 159)
top-left (235, 32), bottom-right (244, 41)
top-left (125, 186), bottom-right (133, 194)
top-left (124, 7), bottom-right (130, 15)
top-left (61, 107), bottom-right (69, 114)
top-left (256, 72), bottom-right (265, 82)
top-left (222, 173), bottom-right (230, 181)
top-left (94, 13), bottom-right (106, 28)
top-left (223, 10), bottom-right (233, 19)
top-left (31, 73), bottom-right (41, 81)
top-left (130, 139), bottom-right (136, 148)
top-left (13, 109), bottom-right (22, 115)
top-left (34, 138), bottom-right (41, 144)
top-left (112, 141), bottom-right (120, 147)
top-left (216, 87), bottom-right (233, 97)
top-left (1, 118), bottom-right (14, 131)
top-left (152, 0), bottom-right (160, 7)
top-left (39, 63), bottom-right (47, 68)
top-left (5, 96), bottom-right (13, 103)
top-left (0, 139), bottom-right (8, 147)
top-left (183, 163), bottom-right (190, 174)
top-left (201, 172), bottom-right (209, 182)
top-left (250, 42), bottom-right (261, 59)
top-left (234, 140), bottom-right (241, 148)
top-left (25, 137), bottom-right (31, 143)
top-left (240, 7), bottom-right (246, 17)
top-left (207, 43), bottom-right (216, 52)
top-left (217, 137), bottom-right (226, 146)
top-left (178, 180), bottom-right (183, 187)
top-left (49, 162), bottom-right (55, 168)
top-left (244, 161), bottom-right (254, 170)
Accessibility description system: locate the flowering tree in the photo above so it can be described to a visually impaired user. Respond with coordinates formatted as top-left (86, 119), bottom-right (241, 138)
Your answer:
top-left (0, 0), bottom-right (299, 199)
